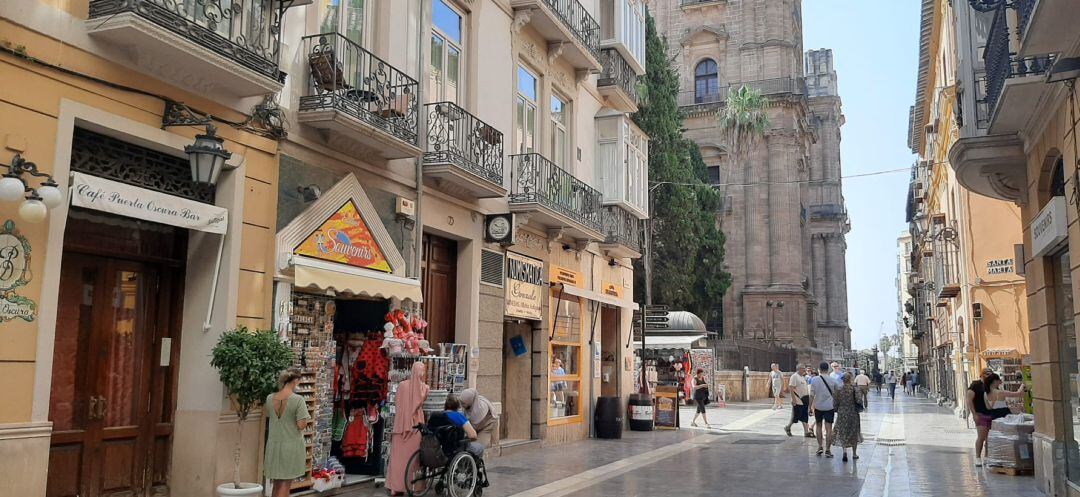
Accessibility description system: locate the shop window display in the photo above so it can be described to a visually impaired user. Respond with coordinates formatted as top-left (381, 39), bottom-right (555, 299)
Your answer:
top-left (550, 295), bottom-right (583, 420)
top-left (1051, 250), bottom-right (1080, 482)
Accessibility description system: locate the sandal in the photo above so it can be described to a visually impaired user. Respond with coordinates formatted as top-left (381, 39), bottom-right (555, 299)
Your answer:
top-left (805, 433), bottom-right (815, 438)
top-left (825, 451), bottom-right (834, 458)
top-left (816, 448), bottom-right (823, 456)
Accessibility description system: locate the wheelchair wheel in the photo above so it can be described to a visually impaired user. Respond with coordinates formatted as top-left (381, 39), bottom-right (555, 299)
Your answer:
top-left (405, 450), bottom-right (435, 497)
top-left (445, 452), bottom-right (478, 497)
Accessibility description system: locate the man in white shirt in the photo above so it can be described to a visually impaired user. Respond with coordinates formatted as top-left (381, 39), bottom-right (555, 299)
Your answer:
top-left (885, 370), bottom-right (898, 399)
top-left (854, 369), bottom-right (871, 407)
top-left (810, 361), bottom-right (841, 458)
top-left (784, 364), bottom-right (812, 438)
top-left (830, 362), bottom-right (843, 381)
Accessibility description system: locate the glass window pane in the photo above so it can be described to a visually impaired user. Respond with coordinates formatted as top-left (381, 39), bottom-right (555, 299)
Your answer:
top-left (344, 0), bottom-right (365, 41)
top-left (553, 127), bottom-right (565, 167)
top-left (526, 104), bottom-right (536, 153)
top-left (516, 97), bottom-right (526, 153)
top-left (321, 0), bottom-right (341, 34)
top-left (550, 379), bottom-right (581, 418)
top-left (551, 345), bottom-right (579, 376)
top-left (430, 35), bottom-right (445, 100)
top-left (433, 0), bottom-right (462, 44)
top-left (518, 66), bottom-right (537, 101)
top-left (551, 96), bottom-right (566, 124)
top-left (447, 46), bottom-right (460, 104)
top-left (1054, 251), bottom-right (1080, 482)
top-left (104, 270), bottom-right (143, 427)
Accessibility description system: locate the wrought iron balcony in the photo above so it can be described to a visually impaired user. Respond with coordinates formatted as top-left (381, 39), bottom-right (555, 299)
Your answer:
top-left (598, 48), bottom-right (639, 113)
top-left (600, 205), bottom-right (642, 258)
top-left (510, 0), bottom-right (601, 71)
top-left (423, 102), bottom-right (506, 199)
top-left (678, 77), bottom-right (806, 111)
top-left (983, 3), bottom-right (1055, 134)
top-left (509, 153), bottom-right (604, 241)
top-left (1016, 0), bottom-right (1034, 44)
top-left (86, 0), bottom-right (284, 97)
top-left (807, 203), bottom-right (847, 221)
top-left (1011, 0), bottom-right (1077, 56)
top-left (297, 33), bottom-right (420, 159)
top-left (680, 0), bottom-right (726, 6)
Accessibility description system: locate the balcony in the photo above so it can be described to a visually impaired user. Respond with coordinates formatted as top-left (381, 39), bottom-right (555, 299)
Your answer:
top-left (511, 0), bottom-right (602, 72)
top-left (599, 0), bottom-right (646, 74)
top-left (86, 0), bottom-right (283, 98)
top-left (598, 49), bottom-right (639, 113)
top-left (599, 205), bottom-right (642, 258)
top-left (983, 5), bottom-right (1056, 135)
top-left (596, 113), bottom-right (648, 218)
top-left (509, 153), bottom-right (605, 242)
top-left (423, 102), bottom-right (506, 200)
top-left (1015, 0), bottom-right (1080, 57)
top-left (297, 33), bottom-right (421, 160)
top-left (679, 78), bottom-right (806, 113)
top-left (933, 240), bottom-right (961, 300)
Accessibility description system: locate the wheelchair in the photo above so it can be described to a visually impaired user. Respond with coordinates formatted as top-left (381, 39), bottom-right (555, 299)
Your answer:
top-left (404, 422), bottom-right (488, 497)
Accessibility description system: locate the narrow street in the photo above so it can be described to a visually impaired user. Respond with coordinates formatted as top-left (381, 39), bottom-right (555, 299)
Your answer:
top-left (340, 391), bottom-right (1041, 497)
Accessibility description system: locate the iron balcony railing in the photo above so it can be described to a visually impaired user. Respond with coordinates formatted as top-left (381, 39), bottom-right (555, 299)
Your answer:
top-left (602, 205), bottom-right (641, 252)
top-left (598, 48), bottom-right (639, 104)
top-left (424, 102), bottom-right (504, 186)
top-left (679, 0), bottom-right (724, 6)
top-left (299, 33), bottom-right (419, 146)
top-left (541, 0), bottom-right (601, 60)
top-left (1016, 0), bottom-right (1034, 44)
top-left (807, 203), bottom-right (846, 221)
top-left (983, 4), bottom-right (1055, 116)
top-left (509, 153), bottom-right (604, 234)
top-left (88, 0), bottom-right (283, 82)
top-left (678, 77), bottom-right (807, 108)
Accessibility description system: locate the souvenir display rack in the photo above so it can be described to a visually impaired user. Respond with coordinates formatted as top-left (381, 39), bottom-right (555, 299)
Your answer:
top-left (285, 292), bottom-right (338, 491)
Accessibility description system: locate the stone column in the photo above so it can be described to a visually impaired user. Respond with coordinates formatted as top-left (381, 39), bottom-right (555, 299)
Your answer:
top-left (767, 132), bottom-right (802, 290)
top-left (744, 147), bottom-right (769, 289)
top-left (812, 235), bottom-right (827, 321)
top-left (825, 234), bottom-right (845, 324)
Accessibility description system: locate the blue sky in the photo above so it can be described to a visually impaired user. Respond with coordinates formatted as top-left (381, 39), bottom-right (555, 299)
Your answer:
top-left (802, 1), bottom-right (921, 349)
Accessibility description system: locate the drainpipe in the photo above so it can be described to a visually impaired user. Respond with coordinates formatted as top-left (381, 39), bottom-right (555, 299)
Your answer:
top-left (413, 0), bottom-right (426, 285)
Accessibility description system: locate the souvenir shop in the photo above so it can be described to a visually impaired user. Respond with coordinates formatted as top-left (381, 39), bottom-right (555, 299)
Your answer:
top-left (633, 334), bottom-right (711, 404)
top-left (272, 175), bottom-right (468, 492)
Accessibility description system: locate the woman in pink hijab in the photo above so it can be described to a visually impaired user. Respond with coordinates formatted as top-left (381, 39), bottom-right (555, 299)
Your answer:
top-left (386, 362), bottom-right (429, 495)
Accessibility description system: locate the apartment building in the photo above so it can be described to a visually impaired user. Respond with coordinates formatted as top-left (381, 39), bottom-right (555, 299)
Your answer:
top-left (0, 0), bottom-right (648, 494)
top-left (896, 231), bottom-right (919, 372)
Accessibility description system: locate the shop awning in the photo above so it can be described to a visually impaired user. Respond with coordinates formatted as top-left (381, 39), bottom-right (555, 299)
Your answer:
top-left (292, 256), bottom-right (423, 302)
top-left (981, 347), bottom-right (1021, 358)
top-left (633, 334), bottom-right (707, 350)
top-left (555, 283), bottom-right (639, 310)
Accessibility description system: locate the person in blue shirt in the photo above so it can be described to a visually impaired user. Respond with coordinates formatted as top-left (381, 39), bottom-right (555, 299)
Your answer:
top-left (442, 395), bottom-right (485, 458)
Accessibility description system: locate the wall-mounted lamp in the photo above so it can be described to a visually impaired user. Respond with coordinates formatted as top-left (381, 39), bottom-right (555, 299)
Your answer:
top-left (0, 154), bottom-right (64, 223)
top-left (184, 124), bottom-right (234, 186)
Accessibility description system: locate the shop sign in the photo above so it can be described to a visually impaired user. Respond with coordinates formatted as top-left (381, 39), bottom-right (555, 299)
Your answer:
top-left (70, 172), bottom-right (228, 234)
top-left (601, 281), bottom-right (622, 299)
top-left (0, 220), bottom-right (32, 291)
top-left (294, 200), bottom-right (391, 272)
top-left (506, 252), bottom-right (544, 320)
top-left (1032, 196), bottom-right (1068, 257)
top-left (550, 264), bottom-right (583, 287)
top-left (0, 292), bottom-right (36, 322)
top-left (986, 259), bottom-right (1014, 275)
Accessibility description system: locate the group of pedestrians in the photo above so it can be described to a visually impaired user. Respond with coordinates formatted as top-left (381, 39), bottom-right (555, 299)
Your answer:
top-left (783, 362), bottom-right (864, 462)
top-left (882, 369), bottom-right (920, 399)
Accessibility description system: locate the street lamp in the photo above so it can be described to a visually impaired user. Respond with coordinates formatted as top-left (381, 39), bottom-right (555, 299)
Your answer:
top-left (184, 124), bottom-right (233, 186)
top-left (0, 154), bottom-right (64, 223)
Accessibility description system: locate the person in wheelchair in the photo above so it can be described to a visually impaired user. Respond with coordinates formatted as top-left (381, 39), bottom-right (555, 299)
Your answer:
top-left (426, 395), bottom-right (489, 489)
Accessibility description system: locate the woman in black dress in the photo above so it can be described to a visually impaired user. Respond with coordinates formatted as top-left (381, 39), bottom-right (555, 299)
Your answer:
top-left (690, 369), bottom-right (711, 427)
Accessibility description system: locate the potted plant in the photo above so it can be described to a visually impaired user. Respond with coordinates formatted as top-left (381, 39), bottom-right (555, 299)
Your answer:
top-left (211, 326), bottom-right (295, 497)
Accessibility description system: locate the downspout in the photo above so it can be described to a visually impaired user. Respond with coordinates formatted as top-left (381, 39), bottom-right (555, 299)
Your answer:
top-left (414, 0), bottom-right (426, 285)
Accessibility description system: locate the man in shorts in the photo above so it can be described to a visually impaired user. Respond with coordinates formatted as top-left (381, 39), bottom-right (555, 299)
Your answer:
top-left (810, 361), bottom-right (840, 458)
top-left (784, 364), bottom-right (812, 437)
top-left (854, 369), bottom-right (871, 407)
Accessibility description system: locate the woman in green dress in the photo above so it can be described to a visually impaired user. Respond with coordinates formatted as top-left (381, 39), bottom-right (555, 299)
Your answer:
top-left (265, 369), bottom-right (311, 497)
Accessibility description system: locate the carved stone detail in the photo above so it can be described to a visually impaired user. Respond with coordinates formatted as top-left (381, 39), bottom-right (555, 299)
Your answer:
top-left (511, 8), bottom-right (533, 35)
top-left (547, 42), bottom-right (565, 65)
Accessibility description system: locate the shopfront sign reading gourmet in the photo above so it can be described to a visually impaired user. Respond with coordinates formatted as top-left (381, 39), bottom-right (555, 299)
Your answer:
top-left (70, 172), bottom-right (228, 234)
top-left (506, 252), bottom-right (544, 320)
top-left (295, 200), bottom-right (391, 272)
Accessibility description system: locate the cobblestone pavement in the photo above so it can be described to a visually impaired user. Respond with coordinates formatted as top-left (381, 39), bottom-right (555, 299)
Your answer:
top-left (332, 390), bottom-right (1043, 497)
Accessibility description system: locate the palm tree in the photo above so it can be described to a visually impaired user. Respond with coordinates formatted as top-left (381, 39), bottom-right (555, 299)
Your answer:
top-left (716, 86), bottom-right (770, 227)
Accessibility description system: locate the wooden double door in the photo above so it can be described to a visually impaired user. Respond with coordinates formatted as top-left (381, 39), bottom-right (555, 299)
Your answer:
top-left (422, 234), bottom-right (458, 349)
top-left (48, 239), bottom-right (183, 497)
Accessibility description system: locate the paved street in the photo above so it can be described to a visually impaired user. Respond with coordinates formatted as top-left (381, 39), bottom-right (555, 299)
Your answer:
top-left (338, 390), bottom-right (1042, 497)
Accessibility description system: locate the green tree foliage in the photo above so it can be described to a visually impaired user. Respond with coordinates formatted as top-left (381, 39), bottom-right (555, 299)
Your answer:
top-left (633, 12), bottom-right (731, 319)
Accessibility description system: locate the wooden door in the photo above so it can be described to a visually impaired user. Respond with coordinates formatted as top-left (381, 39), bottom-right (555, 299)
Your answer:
top-left (501, 322), bottom-right (533, 441)
top-left (422, 234), bottom-right (458, 348)
top-left (48, 254), bottom-right (177, 497)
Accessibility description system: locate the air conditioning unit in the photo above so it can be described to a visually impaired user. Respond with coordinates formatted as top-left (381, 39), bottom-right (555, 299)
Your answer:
top-left (972, 302), bottom-right (984, 320)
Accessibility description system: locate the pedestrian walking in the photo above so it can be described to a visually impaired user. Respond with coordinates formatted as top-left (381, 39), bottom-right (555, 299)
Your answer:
top-left (911, 371), bottom-right (919, 395)
top-left (691, 369), bottom-right (712, 427)
top-left (784, 364), bottom-right (812, 437)
top-left (770, 363), bottom-right (784, 410)
top-left (264, 369), bottom-right (311, 497)
top-left (810, 362), bottom-right (840, 458)
top-left (830, 362), bottom-right (843, 381)
top-left (833, 372), bottom-right (862, 462)
top-left (885, 370), bottom-right (897, 398)
top-left (854, 369), bottom-right (871, 407)
top-left (965, 368), bottom-right (996, 467)
top-left (873, 370), bottom-right (883, 394)
top-left (386, 362), bottom-right (429, 496)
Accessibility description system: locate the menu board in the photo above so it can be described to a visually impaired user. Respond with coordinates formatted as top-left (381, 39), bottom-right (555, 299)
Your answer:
top-left (654, 386), bottom-right (679, 429)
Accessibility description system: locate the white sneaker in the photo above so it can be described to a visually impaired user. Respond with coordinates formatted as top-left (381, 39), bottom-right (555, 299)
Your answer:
top-left (975, 458), bottom-right (983, 467)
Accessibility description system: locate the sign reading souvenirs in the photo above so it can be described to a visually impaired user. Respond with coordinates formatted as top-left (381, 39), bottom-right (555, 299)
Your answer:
top-left (70, 172), bottom-right (228, 234)
top-left (986, 258), bottom-right (1015, 275)
top-left (295, 200), bottom-right (391, 272)
top-left (549, 264), bottom-right (583, 287)
top-left (1032, 196), bottom-right (1068, 257)
top-left (0, 220), bottom-right (35, 323)
top-left (506, 252), bottom-right (544, 320)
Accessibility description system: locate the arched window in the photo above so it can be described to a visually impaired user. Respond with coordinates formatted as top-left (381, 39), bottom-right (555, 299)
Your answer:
top-left (1051, 156), bottom-right (1066, 197)
top-left (695, 59), bottom-right (719, 103)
